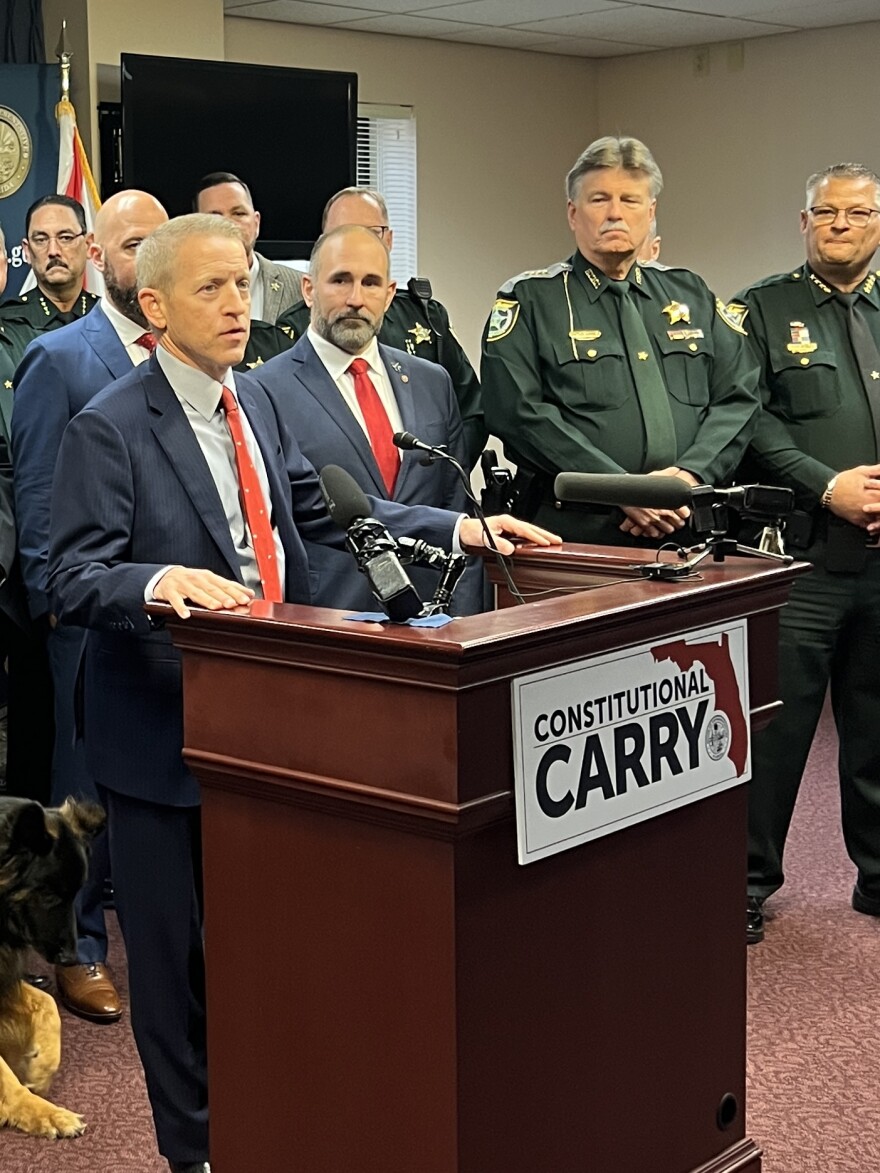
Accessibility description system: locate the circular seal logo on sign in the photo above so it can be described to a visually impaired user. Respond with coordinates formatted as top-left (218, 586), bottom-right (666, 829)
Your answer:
top-left (0, 107), bottom-right (33, 199)
top-left (705, 712), bottom-right (730, 761)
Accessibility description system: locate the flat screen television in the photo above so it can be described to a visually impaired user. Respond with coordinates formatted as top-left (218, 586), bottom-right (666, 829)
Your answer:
top-left (120, 53), bottom-right (357, 260)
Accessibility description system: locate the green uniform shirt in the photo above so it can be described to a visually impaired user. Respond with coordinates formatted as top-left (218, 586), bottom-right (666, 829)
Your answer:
top-left (278, 285), bottom-right (487, 468)
top-left (735, 263), bottom-right (880, 510)
top-left (481, 253), bottom-right (760, 492)
top-left (235, 318), bottom-right (296, 374)
top-left (0, 288), bottom-right (98, 350)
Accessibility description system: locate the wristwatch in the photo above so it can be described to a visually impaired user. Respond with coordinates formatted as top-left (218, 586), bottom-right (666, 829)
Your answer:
top-left (821, 475), bottom-right (838, 509)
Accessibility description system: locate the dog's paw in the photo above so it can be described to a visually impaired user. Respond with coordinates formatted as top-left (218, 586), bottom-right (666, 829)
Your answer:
top-left (4, 1095), bottom-right (87, 1138)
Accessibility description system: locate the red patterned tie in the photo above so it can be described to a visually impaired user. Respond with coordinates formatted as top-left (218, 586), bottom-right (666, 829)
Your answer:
top-left (220, 386), bottom-right (283, 603)
top-left (348, 357), bottom-right (399, 494)
top-left (136, 332), bottom-right (157, 352)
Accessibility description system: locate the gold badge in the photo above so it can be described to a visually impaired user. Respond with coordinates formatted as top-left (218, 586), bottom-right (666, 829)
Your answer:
top-left (569, 329), bottom-right (602, 342)
top-left (0, 106), bottom-right (32, 198)
top-left (246, 356), bottom-right (264, 368)
top-left (716, 299), bottom-right (749, 335)
top-left (486, 298), bottom-right (519, 342)
top-left (408, 323), bottom-right (432, 347)
top-left (786, 321), bottom-right (817, 355)
top-left (662, 301), bottom-right (690, 325)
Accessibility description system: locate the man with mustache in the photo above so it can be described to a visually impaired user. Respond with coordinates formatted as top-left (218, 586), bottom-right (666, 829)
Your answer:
top-left (12, 189), bottom-right (168, 1023)
top-left (481, 135), bottom-right (760, 546)
top-left (251, 225), bottom-right (484, 615)
top-left (0, 195), bottom-right (97, 341)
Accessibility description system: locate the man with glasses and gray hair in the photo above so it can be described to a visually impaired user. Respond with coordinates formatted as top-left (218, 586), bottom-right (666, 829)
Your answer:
top-left (0, 194), bottom-right (97, 342)
top-left (481, 134), bottom-right (759, 545)
top-left (733, 162), bottom-right (880, 944)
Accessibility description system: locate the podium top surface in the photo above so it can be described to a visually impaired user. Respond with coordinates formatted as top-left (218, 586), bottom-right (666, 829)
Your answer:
top-left (148, 543), bottom-right (808, 675)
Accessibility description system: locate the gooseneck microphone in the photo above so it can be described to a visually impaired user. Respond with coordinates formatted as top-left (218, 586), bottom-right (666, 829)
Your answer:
top-left (318, 464), bottom-right (424, 622)
top-left (553, 473), bottom-right (692, 509)
top-left (393, 431), bottom-right (532, 604)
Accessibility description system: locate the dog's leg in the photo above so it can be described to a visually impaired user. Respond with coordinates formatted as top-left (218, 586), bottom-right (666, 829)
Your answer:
top-left (0, 985), bottom-right (85, 1138)
top-left (0, 1051), bottom-right (86, 1138)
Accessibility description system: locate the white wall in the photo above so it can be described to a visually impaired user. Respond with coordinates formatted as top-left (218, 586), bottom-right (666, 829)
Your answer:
top-left (225, 18), bottom-right (595, 360)
top-left (594, 22), bottom-right (880, 299)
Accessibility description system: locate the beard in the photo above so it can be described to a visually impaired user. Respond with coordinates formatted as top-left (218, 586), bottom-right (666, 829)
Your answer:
top-left (103, 261), bottom-right (149, 329)
top-left (312, 306), bottom-right (382, 354)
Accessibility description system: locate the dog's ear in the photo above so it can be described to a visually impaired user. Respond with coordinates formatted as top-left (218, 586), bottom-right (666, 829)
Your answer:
top-left (8, 802), bottom-right (54, 857)
top-left (58, 799), bottom-right (106, 842)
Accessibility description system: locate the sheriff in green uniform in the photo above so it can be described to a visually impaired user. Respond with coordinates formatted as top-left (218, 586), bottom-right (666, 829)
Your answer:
top-left (277, 186), bottom-right (487, 468)
top-left (0, 194), bottom-right (97, 345)
top-left (736, 162), bottom-right (880, 944)
top-left (481, 136), bottom-right (760, 546)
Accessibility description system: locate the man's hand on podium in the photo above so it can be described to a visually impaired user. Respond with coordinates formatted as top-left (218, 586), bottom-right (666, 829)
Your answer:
top-left (460, 515), bottom-right (562, 556)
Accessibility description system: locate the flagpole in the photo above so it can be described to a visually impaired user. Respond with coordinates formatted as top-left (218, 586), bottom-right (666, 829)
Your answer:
top-left (52, 21), bottom-right (104, 295)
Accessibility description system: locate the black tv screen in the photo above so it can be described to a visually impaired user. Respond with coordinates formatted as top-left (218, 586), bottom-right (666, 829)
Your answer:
top-left (120, 53), bottom-right (357, 259)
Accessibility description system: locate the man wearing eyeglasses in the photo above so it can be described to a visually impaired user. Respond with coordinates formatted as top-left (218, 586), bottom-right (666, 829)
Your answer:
top-left (278, 187), bottom-right (487, 468)
top-left (0, 195), bottom-right (97, 342)
top-left (733, 162), bottom-right (880, 944)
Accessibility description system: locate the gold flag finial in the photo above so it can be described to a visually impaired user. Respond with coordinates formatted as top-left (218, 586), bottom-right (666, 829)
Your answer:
top-left (55, 21), bottom-right (72, 103)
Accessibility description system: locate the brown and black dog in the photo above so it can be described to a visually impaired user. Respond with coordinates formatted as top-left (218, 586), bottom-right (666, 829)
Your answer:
top-left (0, 796), bottom-right (105, 1138)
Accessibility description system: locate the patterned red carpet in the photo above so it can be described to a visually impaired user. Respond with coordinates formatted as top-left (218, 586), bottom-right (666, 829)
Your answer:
top-left (1, 704), bottom-right (876, 1170)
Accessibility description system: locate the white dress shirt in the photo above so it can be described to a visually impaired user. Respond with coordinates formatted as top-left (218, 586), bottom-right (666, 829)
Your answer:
top-left (100, 297), bottom-right (154, 365)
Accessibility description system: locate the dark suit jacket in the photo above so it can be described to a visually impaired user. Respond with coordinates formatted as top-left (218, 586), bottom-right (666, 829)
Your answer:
top-left (252, 334), bottom-right (484, 614)
top-left (0, 336), bottom-right (28, 629)
top-left (46, 357), bottom-right (458, 807)
top-left (12, 303), bottom-right (132, 619)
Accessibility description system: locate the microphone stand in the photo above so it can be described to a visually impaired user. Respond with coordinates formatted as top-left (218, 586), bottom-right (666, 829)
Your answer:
top-left (393, 433), bottom-right (527, 604)
top-left (640, 501), bottom-right (793, 581)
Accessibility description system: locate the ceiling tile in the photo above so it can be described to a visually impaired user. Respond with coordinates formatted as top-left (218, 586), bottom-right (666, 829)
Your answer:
top-left (515, 7), bottom-right (797, 46)
top-left (332, 13), bottom-right (480, 35)
top-left (422, 0), bottom-right (626, 25)
top-left (224, 0), bottom-right (383, 22)
top-left (436, 25), bottom-right (569, 48)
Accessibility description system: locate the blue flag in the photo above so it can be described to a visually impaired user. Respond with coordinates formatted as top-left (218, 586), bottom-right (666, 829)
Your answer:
top-left (0, 64), bottom-right (61, 298)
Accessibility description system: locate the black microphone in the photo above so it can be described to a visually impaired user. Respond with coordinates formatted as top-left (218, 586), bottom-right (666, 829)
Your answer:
top-left (318, 464), bottom-right (424, 622)
top-left (553, 472), bottom-right (692, 509)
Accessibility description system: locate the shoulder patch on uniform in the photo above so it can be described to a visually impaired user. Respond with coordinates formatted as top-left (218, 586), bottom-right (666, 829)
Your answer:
top-left (498, 261), bottom-right (571, 295)
top-left (486, 298), bottom-right (520, 342)
top-left (716, 298), bottom-right (749, 335)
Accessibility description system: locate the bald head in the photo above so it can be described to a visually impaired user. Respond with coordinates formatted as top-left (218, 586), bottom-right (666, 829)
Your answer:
top-left (304, 225), bottom-right (396, 355)
top-left (90, 189), bottom-right (167, 326)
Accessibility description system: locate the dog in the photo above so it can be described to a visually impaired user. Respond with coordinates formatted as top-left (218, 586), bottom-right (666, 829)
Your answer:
top-left (0, 795), bottom-right (105, 1138)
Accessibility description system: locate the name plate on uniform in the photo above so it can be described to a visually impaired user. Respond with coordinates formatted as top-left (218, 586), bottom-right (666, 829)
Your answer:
top-left (511, 620), bottom-right (750, 865)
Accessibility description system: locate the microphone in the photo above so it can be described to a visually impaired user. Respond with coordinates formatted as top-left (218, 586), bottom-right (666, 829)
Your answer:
top-left (553, 473), bottom-right (692, 509)
top-left (392, 430), bottom-right (440, 456)
top-left (318, 464), bottom-right (424, 622)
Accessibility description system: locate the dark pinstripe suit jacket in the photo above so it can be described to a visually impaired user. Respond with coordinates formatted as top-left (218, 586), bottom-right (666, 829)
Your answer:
top-left (46, 356), bottom-right (458, 807)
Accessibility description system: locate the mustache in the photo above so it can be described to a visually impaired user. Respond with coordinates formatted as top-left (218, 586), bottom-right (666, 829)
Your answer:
top-left (45, 259), bottom-right (70, 270)
top-left (600, 220), bottom-right (629, 234)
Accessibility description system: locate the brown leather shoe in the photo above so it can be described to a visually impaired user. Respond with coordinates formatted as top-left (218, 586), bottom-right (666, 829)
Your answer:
top-left (55, 963), bottom-right (122, 1023)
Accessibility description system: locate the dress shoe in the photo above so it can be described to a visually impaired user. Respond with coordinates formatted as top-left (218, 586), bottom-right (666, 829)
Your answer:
top-left (747, 895), bottom-right (765, 945)
top-left (55, 962), bottom-right (122, 1023)
top-left (852, 885), bottom-right (880, 917)
top-left (168, 1162), bottom-right (211, 1172)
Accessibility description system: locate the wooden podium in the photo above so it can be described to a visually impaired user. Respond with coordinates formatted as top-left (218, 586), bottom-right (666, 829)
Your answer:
top-left (158, 545), bottom-right (805, 1173)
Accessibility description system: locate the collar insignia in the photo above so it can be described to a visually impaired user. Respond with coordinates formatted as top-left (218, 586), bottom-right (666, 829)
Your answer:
top-left (809, 272), bottom-right (832, 294)
top-left (270, 280), bottom-right (281, 292)
top-left (584, 267), bottom-right (601, 290)
top-left (246, 356), bottom-right (265, 368)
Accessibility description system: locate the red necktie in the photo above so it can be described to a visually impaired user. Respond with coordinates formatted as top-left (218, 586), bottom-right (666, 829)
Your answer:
top-left (136, 332), bottom-right (157, 352)
top-left (348, 357), bottom-right (399, 495)
top-left (220, 386), bottom-right (283, 603)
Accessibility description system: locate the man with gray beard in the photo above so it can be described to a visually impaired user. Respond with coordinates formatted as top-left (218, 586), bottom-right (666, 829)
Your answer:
top-left (251, 224), bottom-right (485, 614)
